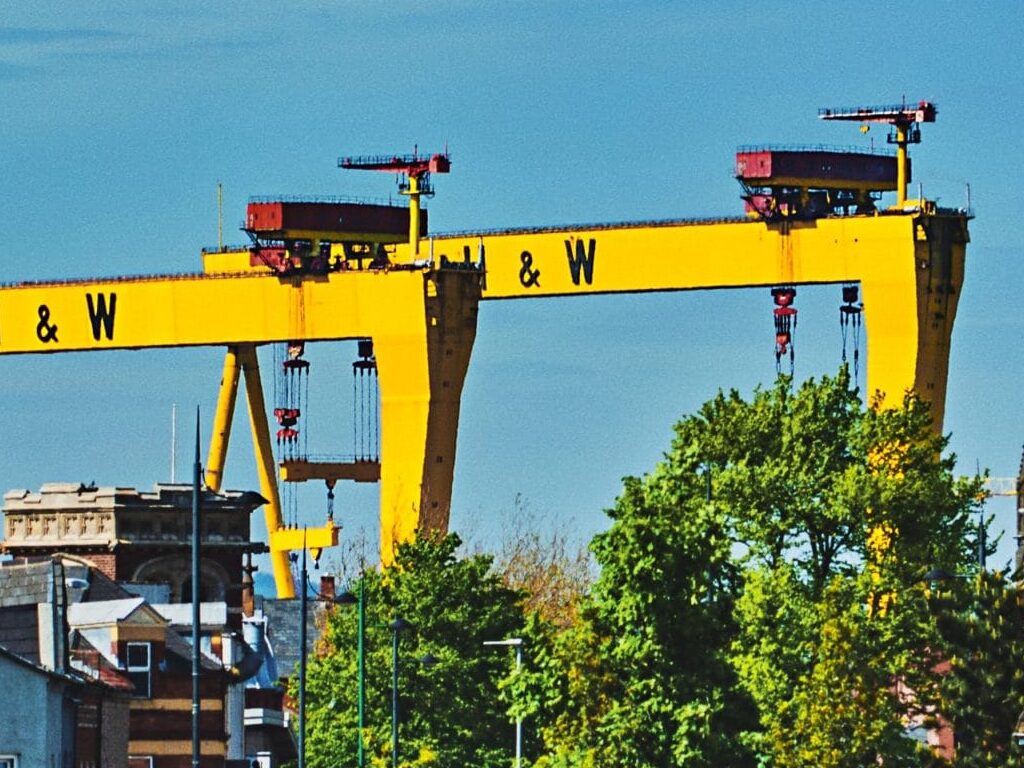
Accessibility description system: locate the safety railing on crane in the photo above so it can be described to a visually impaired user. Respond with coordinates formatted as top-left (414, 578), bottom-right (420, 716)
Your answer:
top-left (736, 143), bottom-right (897, 157)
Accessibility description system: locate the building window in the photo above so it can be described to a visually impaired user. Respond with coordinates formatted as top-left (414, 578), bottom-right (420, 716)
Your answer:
top-left (0, 755), bottom-right (18, 768)
top-left (126, 642), bottom-right (151, 698)
top-left (128, 758), bottom-right (153, 768)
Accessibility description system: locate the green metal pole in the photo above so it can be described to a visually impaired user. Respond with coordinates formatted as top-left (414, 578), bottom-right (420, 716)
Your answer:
top-left (391, 623), bottom-right (399, 768)
top-left (357, 576), bottom-right (365, 768)
top-left (299, 529), bottom-right (308, 768)
top-left (191, 409), bottom-right (202, 768)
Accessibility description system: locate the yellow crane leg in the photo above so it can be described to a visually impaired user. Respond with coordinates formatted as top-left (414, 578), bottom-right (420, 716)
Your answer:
top-left (205, 346), bottom-right (240, 492)
top-left (860, 214), bottom-right (967, 427)
top-left (236, 344), bottom-right (295, 598)
top-left (375, 270), bottom-right (481, 564)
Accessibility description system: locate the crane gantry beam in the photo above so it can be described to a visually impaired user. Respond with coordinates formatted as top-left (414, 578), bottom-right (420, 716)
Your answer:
top-left (0, 206), bottom-right (969, 592)
top-left (422, 208), bottom-right (967, 424)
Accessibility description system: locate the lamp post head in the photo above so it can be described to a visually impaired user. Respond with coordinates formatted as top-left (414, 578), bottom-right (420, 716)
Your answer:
top-left (921, 567), bottom-right (961, 584)
top-left (390, 616), bottom-right (414, 633)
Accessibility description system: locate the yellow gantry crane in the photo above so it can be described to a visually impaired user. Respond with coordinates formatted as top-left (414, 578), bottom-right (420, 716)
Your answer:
top-left (0, 107), bottom-right (970, 597)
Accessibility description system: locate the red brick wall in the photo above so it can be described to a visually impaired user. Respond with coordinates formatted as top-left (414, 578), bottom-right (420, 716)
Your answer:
top-left (88, 552), bottom-right (117, 580)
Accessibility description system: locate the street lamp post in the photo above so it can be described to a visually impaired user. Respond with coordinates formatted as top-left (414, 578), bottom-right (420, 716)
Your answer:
top-left (335, 597), bottom-right (435, 768)
top-left (297, 529), bottom-right (309, 768)
top-left (336, 578), bottom-right (368, 768)
top-left (356, 577), bottom-right (365, 768)
top-left (291, 528), bottom-right (328, 768)
top-left (390, 617), bottom-right (413, 768)
top-left (483, 638), bottom-right (524, 768)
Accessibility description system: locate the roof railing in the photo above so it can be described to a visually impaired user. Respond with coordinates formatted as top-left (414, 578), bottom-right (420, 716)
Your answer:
top-left (818, 104), bottom-right (923, 118)
top-left (736, 143), bottom-right (897, 157)
top-left (247, 194), bottom-right (405, 207)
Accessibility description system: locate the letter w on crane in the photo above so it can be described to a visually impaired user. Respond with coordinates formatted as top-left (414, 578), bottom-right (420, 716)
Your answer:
top-left (86, 292), bottom-right (117, 341)
top-left (565, 238), bottom-right (596, 286)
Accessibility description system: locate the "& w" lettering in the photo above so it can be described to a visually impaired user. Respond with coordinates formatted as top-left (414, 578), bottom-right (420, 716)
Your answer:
top-left (86, 293), bottom-right (117, 341)
top-left (564, 238), bottom-right (596, 286)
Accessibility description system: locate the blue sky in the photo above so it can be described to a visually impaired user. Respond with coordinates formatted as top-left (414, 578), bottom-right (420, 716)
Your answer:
top-left (1, 2), bottom-right (1022, 580)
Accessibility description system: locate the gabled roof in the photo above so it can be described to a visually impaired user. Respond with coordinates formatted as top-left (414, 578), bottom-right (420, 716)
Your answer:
top-left (68, 597), bottom-right (167, 628)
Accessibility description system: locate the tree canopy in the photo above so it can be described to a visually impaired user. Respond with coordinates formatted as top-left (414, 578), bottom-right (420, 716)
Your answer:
top-left (301, 532), bottom-right (526, 767)
top-left (300, 369), bottom-right (1000, 767)
top-left (508, 370), bottom-right (983, 766)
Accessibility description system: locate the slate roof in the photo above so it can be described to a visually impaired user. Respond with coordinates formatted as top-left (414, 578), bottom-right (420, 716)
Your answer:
top-left (162, 625), bottom-right (225, 674)
top-left (262, 598), bottom-right (325, 679)
top-left (68, 597), bottom-right (156, 627)
top-left (0, 560), bottom-right (53, 607)
top-left (153, 602), bottom-right (228, 629)
top-left (0, 556), bottom-right (133, 608)
top-left (0, 604), bottom-right (40, 662)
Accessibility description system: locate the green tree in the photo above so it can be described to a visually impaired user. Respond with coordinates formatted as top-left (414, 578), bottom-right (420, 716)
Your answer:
top-left (513, 420), bottom-right (758, 766)
top-left (764, 572), bottom-right (948, 768)
top-left (301, 532), bottom-right (526, 768)
top-left (932, 569), bottom-right (1024, 766)
top-left (495, 498), bottom-right (593, 629)
top-left (515, 369), bottom-right (980, 767)
top-left (720, 375), bottom-right (979, 765)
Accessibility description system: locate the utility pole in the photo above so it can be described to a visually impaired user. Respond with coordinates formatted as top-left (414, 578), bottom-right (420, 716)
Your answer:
top-left (191, 408), bottom-right (202, 768)
top-left (483, 638), bottom-right (524, 768)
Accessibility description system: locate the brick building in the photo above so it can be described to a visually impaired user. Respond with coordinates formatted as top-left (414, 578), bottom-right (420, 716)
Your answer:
top-left (0, 482), bottom-right (293, 767)
top-left (2, 483), bottom-right (265, 628)
top-left (0, 560), bottom-right (133, 768)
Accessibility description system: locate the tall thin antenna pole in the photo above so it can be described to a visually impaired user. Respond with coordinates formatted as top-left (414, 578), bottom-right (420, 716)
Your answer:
top-left (192, 407), bottom-right (202, 768)
top-left (299, 528), bottom-right (308, 768)
top-left (171, 403), bottom-right (178, 483)
top-left (217, 182), bottom-right (224, 251)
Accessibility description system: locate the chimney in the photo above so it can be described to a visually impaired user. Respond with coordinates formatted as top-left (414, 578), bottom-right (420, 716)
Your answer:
top-left (320, 575), bottom-right (336, 603)
top-left (38, 559), bottom-right (69, 672)
top-left (241, 552), bottom-right (255, 618)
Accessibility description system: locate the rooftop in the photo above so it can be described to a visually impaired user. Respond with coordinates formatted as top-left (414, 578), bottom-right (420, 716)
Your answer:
top-left (4, 482), bottom-right (265, 512)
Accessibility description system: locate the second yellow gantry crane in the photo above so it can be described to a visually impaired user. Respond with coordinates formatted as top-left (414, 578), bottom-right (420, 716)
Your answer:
top-left (0, 106), bottom-right (969, 596)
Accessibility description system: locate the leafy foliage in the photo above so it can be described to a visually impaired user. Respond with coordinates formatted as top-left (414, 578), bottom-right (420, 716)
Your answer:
top-left (932, 570), bottom-right (1024, 766)
top-left (300, 369), bottom-right (995, 767)
top-left (495, 497), bottom-right (593, 629)
top-left (514, 369), bottom-right (981, 766)
top-left (300, 532), bottom-right (526, 768)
